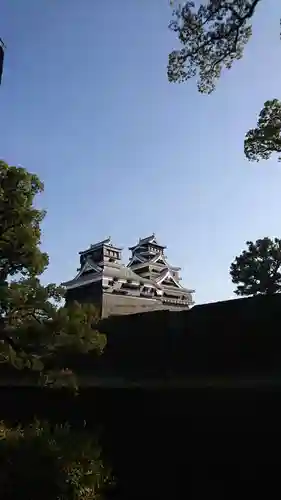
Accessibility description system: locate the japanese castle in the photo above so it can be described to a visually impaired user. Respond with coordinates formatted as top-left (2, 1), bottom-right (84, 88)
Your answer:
top-left (62, 234), bottom-right (195, 318)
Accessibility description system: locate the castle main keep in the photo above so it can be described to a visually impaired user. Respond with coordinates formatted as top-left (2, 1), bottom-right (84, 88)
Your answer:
top-left (62, 234), bottom-right (194, 318)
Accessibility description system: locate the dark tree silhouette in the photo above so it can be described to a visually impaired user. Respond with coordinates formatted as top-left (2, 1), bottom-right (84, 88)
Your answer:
top-left (230, 237), bottom-right (281, 296)
top-left (168, 0), bottom-right (281, 162)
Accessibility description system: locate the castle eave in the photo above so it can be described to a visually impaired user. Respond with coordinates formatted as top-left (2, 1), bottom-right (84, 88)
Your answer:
top-left (62, 272), bottom-right (102, 290)
top-left (79, 238), bottom-right (123, 255)
top-left (129, 242), bottom-right (166, 252)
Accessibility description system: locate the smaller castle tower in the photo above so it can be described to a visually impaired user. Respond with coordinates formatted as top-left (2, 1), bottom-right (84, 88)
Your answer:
top-left (128, 234), bottom-right (194, 307)
top-left (62, 237), bottom-right (123, 314)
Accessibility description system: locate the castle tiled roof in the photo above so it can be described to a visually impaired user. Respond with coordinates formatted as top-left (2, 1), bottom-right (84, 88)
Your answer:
top-left (129, 234), bottom-right (166, 251)
top-left (62, 260), bottom-right (161, 290)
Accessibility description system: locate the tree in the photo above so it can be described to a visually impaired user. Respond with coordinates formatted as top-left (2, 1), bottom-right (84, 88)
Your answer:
top-left (0, 160), bottom-right (113, 497)
top-left (0, 276), bottom-right (106, 388)
top-left (0, 160), bottom-right (48, 281)
top-left (0, 420), bottom-right (115, 500)
top-left (230, 237), bottom-right (281, 296)
top-left (244, 99), bottom-right (281, 161)
top-left (0, 160), bottom-right (106, 387)
top-left (167, 0), bottom-right (281, 162)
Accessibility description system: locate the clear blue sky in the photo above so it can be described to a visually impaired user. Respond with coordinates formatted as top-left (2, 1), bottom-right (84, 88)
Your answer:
top-left (1, 0), bottom-right (280, 304)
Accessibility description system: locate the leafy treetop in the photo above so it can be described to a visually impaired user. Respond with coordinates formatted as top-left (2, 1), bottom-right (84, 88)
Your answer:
top-left (244, 99), bottom-right (281, 161)
top-left (168, 0), bottom-right (281, 162)
top-left (168, 0), bottom-right (260, 93)
top-left (230, 237), bottom-right (281, 296)
top-left (0, 160), bottom-right (48, 281)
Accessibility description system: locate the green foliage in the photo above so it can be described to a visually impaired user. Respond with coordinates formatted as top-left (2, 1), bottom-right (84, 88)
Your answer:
top-left (0, 160), bottom-right (48, 280)
top-left (230, 237), bottom-right (281, 296)
top-left (0, 420), bottom-right (114, 500)
top-left (0, 165), bottom-right (112, 496)
top-left (50, 302), bottom-right (106, 356)
top-left (167, 1), bottom-right (281, 162)
top-left (41, 301), bottom-right (107, 389)
top-left (0, 161), bottom-right (106, 388)
top-left (0, 160), bottom-right (50, 376)
top-left (168, 0), bottom-right (261, 93)
top-left (0, 271), bottom-right (106, 390)
top-left (244, 99), bottom-right (281, 161)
